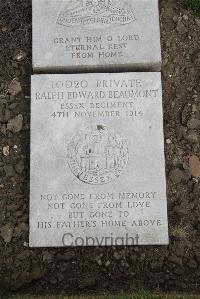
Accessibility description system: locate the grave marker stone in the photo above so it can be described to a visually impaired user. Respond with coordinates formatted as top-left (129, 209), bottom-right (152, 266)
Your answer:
top-left (30, 72), bottom-right (168, 247)
top-left (32, 0), bottom-right (161, 72)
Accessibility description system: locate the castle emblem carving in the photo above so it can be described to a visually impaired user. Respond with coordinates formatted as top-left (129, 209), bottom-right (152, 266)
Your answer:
top-left (57, 0), bottom-right (136, 27)
top-left (67, 124), bottom-right (129, 185)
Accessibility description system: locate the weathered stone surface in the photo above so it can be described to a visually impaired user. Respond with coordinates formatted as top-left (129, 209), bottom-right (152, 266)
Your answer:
top-left (15, 160), bottom-right (25, 174)
top-left (4, 164), bottom-right (15, 177)
top-left (30, 73), bottom-right (168, 247)
top-left (8, 78), bottom-right (22, 96)
top-left (0, 223), bottom-right (14, 243)
top-left (189, 155), bottom-right (200, 178)
top-left (7, 114), bottom-right (23, 133)
top-left (32, 0), bottom-right (161, 72)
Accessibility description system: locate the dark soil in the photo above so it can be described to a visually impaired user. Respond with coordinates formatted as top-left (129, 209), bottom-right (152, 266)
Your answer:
top-left (0, 0), bottom-right (200, 297)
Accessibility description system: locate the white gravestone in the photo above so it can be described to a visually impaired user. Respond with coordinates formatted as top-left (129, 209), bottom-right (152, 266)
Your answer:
top-left (32, 0), bottom-right (161, 72)
top-left (30, 72), bottom-right (168, 247)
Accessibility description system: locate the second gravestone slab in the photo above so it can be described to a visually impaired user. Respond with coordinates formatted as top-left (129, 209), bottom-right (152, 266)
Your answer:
top-left (32, 0), bottom-right (161, 72)
top-left (30, 72), bottom-right (168, 247)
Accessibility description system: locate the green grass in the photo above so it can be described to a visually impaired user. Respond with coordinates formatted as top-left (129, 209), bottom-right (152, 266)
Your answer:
top-left (171, 221), bottom-right (190, 240)
top-left (6, 293), bottom-right (200, 299)
top-left (184, 0), bottom-right (200, 16)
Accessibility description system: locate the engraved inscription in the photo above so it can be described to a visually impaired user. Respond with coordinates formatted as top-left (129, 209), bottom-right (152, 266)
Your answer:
top-left (67, 124), bottom-right (129, 185)
top-left (57, 0), bottom-right (136, 27)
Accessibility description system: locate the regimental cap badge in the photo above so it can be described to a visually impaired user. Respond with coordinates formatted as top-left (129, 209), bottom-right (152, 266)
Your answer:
top-left (57, 0), bottom-right (136, 27)
top-left (67, 124), bottom-right (129, 185)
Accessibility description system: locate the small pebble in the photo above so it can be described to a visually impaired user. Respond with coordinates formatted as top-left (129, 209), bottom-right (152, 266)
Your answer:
top-left (8, 78), bottom-right (22, 96)
top-left (195, 18), bottom-right (200, 27)
top-left (13, 50), bottom-right (27, 62)
top-left (166, 139), bottom-right (172, 144)
top-left (3, 145), bottom-right (10, 156)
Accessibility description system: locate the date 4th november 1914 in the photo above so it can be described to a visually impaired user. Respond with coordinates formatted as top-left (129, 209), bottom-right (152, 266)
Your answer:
top-left (50, 110), bottom-right (144, 119)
